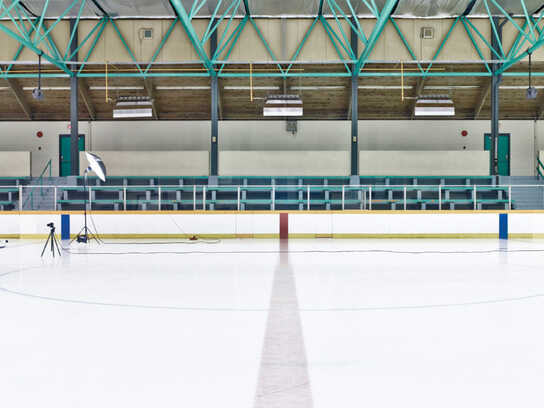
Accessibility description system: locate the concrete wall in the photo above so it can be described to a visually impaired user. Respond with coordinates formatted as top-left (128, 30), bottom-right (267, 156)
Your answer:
top-left (0, 121), bottom-right (90, 176)
top-left (219, 121), bottom-right (349, 150)
top-left (359, 120), bottom-right (535, 177)
top-left (80, 151), bottom-right (209, 177)
top-left (219, 151), bottom-right (349, 176)
top-left (0, 120), bottom-right (538, 177)
top-left (0, 152), bottom-right (31, 177)
top-left (359, 151), bottom-right (489, 176)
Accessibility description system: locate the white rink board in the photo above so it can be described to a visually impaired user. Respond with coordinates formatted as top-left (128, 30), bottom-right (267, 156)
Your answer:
top-left (2, 212), bottom-right (544, 237)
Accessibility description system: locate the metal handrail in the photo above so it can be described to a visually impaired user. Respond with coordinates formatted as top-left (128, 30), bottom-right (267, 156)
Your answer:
top-left (10, 183), bottom-right (542, 212)
top-left (38, 159), bottom-right (52, 197)
top-left (14, 183), bottom-right (522, 212)
top-left (20, 159), bottom-right (52, 210)
top-left (537, 157), bottom-right (544, 179)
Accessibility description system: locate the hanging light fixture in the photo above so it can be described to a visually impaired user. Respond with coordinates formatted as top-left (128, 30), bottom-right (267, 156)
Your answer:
top-left (527, 51), bottom-right (538, 100)
top-left (263, 94), bottom-right (303, 117)
top-left (414, 94), bottom-right (455, 116)
top-left (32, 54), bottom-right (44, 101)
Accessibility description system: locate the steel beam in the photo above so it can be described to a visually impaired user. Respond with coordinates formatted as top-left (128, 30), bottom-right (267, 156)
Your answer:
top-left (78, 78), bottom-right (96, 120)
top-left (0, 21), bottom-right (72, 75)
top-left (5, 78), bottom-right (32, 119)
top-left (354, 0), bottom-right (398, 74)
top-left (490, 17), bottom-right (504, 176)
top-left (169, 0), bottom-right (215, 76)
top-left (70, 19), bottom-right (79, 176)
top-left (350, 18), bottom-right (358, 179)
top-left (210, 19), bottom-right (219, 176)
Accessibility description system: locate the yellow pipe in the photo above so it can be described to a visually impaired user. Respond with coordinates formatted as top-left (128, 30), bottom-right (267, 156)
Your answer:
top-left (249, 62), bottom-right (253, 102)
top-left (401, 61), bottom-right (404, 101)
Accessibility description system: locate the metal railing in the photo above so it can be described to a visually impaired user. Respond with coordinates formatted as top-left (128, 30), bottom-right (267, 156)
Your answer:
top-left (537, 157), bottom-right (544, 179)
top-left (2, 183), bottom-right (540, 211)
top-left (21, 159), bottom-right (52, 210)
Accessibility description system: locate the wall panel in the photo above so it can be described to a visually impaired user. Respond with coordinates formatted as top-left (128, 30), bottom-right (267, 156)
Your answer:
top-left (79, 150), bottom-right (209, 176)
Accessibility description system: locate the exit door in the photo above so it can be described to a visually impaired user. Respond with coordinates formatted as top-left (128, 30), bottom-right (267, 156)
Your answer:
top-left (59, 134), bottom-right (85, 176)
top-left (484, 133), bottom-right (510, 176)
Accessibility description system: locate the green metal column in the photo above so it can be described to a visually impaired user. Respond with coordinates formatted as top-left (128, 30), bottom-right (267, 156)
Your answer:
top-left (210, 18), bottom-right (219, 178)
top-left (350, 17), bottom-right (358, 181)
top-left (490, 17), bottom-right (506, 176)
top-left (69, 18), bottom-right (79, 176)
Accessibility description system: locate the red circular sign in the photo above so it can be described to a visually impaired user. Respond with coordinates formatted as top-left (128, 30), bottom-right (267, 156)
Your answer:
top-left (461, 130), bottom-right (468, 137)
top-left (37, 131), bottom-right (43, 138)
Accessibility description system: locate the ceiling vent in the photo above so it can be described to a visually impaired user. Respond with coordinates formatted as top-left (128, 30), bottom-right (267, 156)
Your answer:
top-left (421, 27), bottom-right (434, 40)
top-left (139, 28), bottom-right (153, 40)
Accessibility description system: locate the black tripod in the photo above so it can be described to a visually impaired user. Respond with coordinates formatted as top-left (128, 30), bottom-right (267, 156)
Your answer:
top-left (41, 222), bottom-right (61, 258)
top-left (73, 168), bottom-right (102, 244)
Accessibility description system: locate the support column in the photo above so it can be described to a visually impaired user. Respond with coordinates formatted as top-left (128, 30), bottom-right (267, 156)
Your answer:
top-left (210, 20), bottom-right (218, 180)
top-left (490, 17), bottom-right (505, 176)
top-left (350, 18), bottom-right (359, 184)
top-left (69, 19), bottom-right (79, 176)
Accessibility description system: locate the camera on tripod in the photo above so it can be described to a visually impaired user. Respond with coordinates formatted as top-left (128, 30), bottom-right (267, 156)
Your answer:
top-left (42, 221), bottom-right (61, 258)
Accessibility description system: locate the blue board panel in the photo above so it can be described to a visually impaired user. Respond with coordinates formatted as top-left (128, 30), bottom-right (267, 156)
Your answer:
top-left (499, 213), bottom-right (508, 240)
top-left (61, 214), bottom-right (70, 240)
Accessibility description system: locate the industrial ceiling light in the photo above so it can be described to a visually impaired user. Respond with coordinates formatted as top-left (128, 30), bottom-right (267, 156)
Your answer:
top-left (115, 95), bottom-right (153, 106)
top-left (414, 94), bottom-right (455, 116)
top-left (32, 54), bottom-right (44, 101)
top-left (263, 94), bottom-right (303, 117)
top-left (113, 96), bottom-right (154, 118)
top-left (527, 51), bottom-right (538, 100)
top-left (113, 109), bottom-right (153, 118)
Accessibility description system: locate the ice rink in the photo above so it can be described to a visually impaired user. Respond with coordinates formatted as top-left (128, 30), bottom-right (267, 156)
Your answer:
top-left (1, 238), bottom-right (544, 408)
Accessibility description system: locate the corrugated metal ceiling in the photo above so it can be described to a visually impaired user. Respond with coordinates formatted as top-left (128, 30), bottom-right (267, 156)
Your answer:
top-left (14, 0), bottom-right (544, 18)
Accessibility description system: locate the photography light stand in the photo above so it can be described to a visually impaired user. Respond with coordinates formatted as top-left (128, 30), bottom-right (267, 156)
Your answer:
top-left (73, 152), bottom-right (107, 245)
top-left (41, 222), bottom-right (61, 258)
top-left (73, 167), bottom-right (102, 244)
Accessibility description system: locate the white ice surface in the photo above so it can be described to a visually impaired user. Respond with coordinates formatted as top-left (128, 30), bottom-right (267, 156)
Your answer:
top-left (1, 239), bottom-right (544, 407)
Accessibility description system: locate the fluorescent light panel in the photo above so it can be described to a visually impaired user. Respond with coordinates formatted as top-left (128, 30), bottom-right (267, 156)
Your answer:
top-left (290, 86), bottom-right (345, 90)
top-left (156, 86), bottom-right (210, 90)
top-left (359, 85), bottom-right (413, 89)
top-left (263, 107), bottom-right (303, 116)
top-left (266, 99), bottom-right (303, 105)
top-left (116, 101), bottom-right (153, 106)
top-left (414, 106), bottom-right (455, 116)
top-left (417, 99), bottom-right (454, 104)
top-left (113, 108), bottom-right (153, 118)
top-left (91, 86), bottom-right (144, 90)
top-left (224, 86), bottom-right (280, 90)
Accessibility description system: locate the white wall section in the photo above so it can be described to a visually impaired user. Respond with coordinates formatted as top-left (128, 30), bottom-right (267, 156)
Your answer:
top-left (80, 151), bottom-right (209, 177)
top-left (219, 151), bottom-right (350, 176)
top-left (0, 120), bottom-right (538, 177)
top-left (0, 151), bottom-right (31, 177)
top-left (359, 151), bottom-right (489, 176)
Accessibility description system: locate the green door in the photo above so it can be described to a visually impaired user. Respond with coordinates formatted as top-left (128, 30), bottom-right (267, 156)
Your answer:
top-left (484, 133), bottom-right (510, 176)
top-left (59, 134), bottom-right (85, 176)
